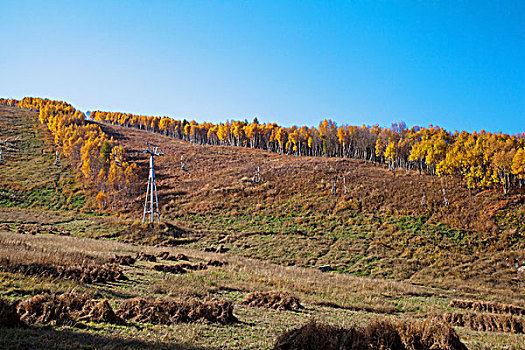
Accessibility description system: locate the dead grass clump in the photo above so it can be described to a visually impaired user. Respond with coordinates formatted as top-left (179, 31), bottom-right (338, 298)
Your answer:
top-left (157, 251), bottom-right (170, 259)
top-left (204, 245), bottom-right (229, 253)
top-left (273, 317), bottom-right (467, 350)
top-left (0, 260), bottom-right (126, 284)
top-left (116, 297), bottom-right (237, 325)
top-left (449, 299), bottom-right (525, 317)
top-left (242, 291), bottom-right (303, 311)
top-left (14, 224), bottom-right (69, 236)
top-left (16, 292), bottom-right (124, 326)
top-left (207, 259), bottom-right (226, 267)
top-left (135, 252), bottom-right (157, 262)
top-left (77, 299), bottom-right (124, 325)
top-left (160, 253), bottom-right (190, 261)
top-left (443, 312), bottom-right (524, 334)
top-left (152, 264), bottom-right (186, 274)
top-left (109, 254), bottom-right (136, 266)
top-left (174, 253), bottom-right (189, 261)
top-left (0, 298), bottom-right (23, 327)
top-left (177, 262), bottom-right (207, 271)
top-left (273, 320), bottom-right (349, 350)
top-left (397, 317), bottom-right (468, 350)
top-left (17, 292), bottom-right (86, 326)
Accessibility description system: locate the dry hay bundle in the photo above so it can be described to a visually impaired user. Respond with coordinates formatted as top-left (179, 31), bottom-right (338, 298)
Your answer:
top-left (157, 251), bottom-right (171, 259)
top-left (204, 245), bottom-right (229, 253)
top-left (242, 291), bottom-right (303, 311)
top-left (0, 298), bottom-right (23, 327)
top-left (116, 297), bottom-right (237, 325)
top-left (0, 260), bottom-right (126, 284)
top-left (443, 312), bottom-right (524, 334)
top-left (76, 299), bottom-right (124, 325)
top-left (177, 262), bottom-right (207, 271)
top-left (206, 259), bottom-right (226, 267)
top-left (16, 292), bottom-right (123, 326)
top-left (397, 317), bottom-right (468, 350)
top-left (135, 252), bottom-right (157, 262)
top-left (152, 264), bottom-right (186, 274)
top-left (273, 317), bottom-right (467, 350)
top-left (110, 254), bottom-right (136, 266)
top-left (449, 299), bottom-right (525, 317)
top-left (159, 252), bottom-right (190, 261)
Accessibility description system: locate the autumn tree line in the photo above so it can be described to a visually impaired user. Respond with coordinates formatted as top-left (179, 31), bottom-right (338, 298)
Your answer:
top-left (2, 96), bottom-right (525, 196)
top-left (1, 97), bottom-right (140, 210)
top-left (89, 110), bottom-right (525, 193)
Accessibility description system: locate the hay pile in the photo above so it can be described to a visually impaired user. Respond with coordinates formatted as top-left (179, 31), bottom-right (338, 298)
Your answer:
top-left (15, 225), bottom-right (69, 236)
top-left (449, 299), bottom-right (525, 317)
top-left (443, 312), bottom-right (524, 334)
top-left (206, 260), bottom-right (226, 267)
top-left (178, 262), bottom-right (207, 271)
top-left (204, 245), bottom-right (229, 253)
top-left (17, 292), bottom-right (124, 326)
top-left (152, 264), bottom-right (186, 274)
top-left (135, 252), bottom-right (157, 262)
top-left (242, 291), bottom-right (303, 311)
top-left (116, 297), bottom-right (237, 325)
top-left (0, 261), bottom-right (126, 284)
top-left (159, 253), bottom-right (190, 261)
top-left (0, 298), bottom-right (23, 327)
top-left (157, 251), bottom-right (171, 259)
top-left (273, 318), bottom-right (467, 350)
top-left (110, 254), bottom-right (136, 266)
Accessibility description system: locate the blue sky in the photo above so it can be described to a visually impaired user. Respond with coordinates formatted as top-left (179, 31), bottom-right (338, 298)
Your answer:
top-left (1, 1), bottom-right (524, 134)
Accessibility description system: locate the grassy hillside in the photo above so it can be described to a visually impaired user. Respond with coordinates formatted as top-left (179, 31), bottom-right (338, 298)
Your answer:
top-left (0, 107), bottom-right (85, 210)
top-left (0, 105), bottom-right (524, 349)
top-left (97, 120), bottom-right (525, 295)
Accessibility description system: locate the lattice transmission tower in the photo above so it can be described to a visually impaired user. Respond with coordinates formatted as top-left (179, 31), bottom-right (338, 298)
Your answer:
top-left (142, 142), bottom-right (164, 223)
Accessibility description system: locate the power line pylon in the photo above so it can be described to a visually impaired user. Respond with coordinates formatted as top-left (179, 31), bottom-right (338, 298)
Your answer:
top-left (54, 150), bottom-right (61, 167)
top-left (142, 142), bottom-right (164, 223)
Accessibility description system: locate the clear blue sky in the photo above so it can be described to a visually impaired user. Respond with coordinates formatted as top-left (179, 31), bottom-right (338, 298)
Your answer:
top-left (1, 1), bottom-right (524, 134)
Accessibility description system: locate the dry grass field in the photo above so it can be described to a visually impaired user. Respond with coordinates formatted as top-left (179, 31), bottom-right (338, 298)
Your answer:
top-left (0, 106), bottom-right (524, 349)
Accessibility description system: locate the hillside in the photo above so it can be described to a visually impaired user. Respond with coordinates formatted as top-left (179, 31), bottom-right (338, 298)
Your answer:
top-left (99, 118), bottom-right (525, 295)
top-left (0, 105), bottom-right (524, 349)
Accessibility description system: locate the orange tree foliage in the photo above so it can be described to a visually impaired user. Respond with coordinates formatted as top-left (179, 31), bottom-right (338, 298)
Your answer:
top-left (1, 97), bottom-right (140, 210)
top-left (4, 97), bottom-right (525, 193)
top-left (89, 108), bottom-right (525, 193)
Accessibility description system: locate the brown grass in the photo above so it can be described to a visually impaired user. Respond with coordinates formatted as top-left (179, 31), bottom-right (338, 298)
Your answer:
top-left (152, 264), bottom-right (186, 274)
top-left (443, 312), bottom-right (524, 334)
top-left (0, 259), bottom-right (126, 284)
top-left (273, 317), bottom-right (467, 350)
top-left (449, 299), bottom-right (525, 317)
top-left (116, 297), bottom-right (237, 324)
top-left (16, 292), bottom-right (124, 326)
top-left (135, 252), bottom-right (157, 262)
top-left (0, 298), bottom-right (23, 327)
top-left (242, 291), bottom-right (303, 311)
top-left (109, 254), bottom-right (136, 266)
